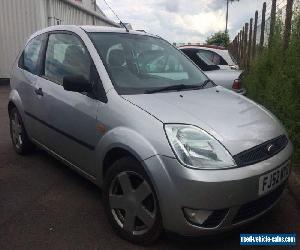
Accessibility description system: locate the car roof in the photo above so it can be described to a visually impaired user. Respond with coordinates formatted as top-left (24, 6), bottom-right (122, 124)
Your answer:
top-left (29, 25), bottom-right (158, 40)
top-left (178, 45), bottom-right (226, 52)
top-left (80, 25), bottom-right (154, 35)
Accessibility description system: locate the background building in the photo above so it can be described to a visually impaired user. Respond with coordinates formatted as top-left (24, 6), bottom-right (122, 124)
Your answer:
top-left (0, 0), bottom-right (118, 79)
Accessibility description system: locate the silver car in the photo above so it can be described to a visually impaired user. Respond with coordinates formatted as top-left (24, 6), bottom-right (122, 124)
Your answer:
top-left (8, 25), bottom-right (293, 245)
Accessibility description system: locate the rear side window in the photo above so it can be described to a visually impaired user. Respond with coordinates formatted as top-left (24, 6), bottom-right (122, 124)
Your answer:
top-left (20, 35), bottom-right (43, 75)
top-left (198, 50), bottom-right (227, 65)
top-left (181, 49), bottom-right (219, 71)
top-left (44, 33), bottom-right (91, 85)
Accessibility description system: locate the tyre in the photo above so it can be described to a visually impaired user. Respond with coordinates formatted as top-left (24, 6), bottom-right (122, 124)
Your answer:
top-left (9, 107), bottom-right (34, 154)
top-left (103, 156), bottom-right (163, 245)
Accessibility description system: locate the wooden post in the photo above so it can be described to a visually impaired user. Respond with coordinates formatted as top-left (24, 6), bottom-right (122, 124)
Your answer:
top-left (283, 0), bottom-right (294, 49)
top-left (236, 32), bottom-right (239, 64)
top-left (240, 30), bottom-right (243, 64)
top-left (252, 11), bottom-right (258, 58)
top-left (244, 23), bottom-right (249, 69)
top-left (259, 2), bottom-right (266, 51)
top-left (237, 32), bottom-right (241, 64)
top-left (233, 37), bottom-right (238, 60)
top-left (236, 37), bottom-right (239, 60)
top-left (268, 0), bottom-right (277, 46)
top-left (240, 27), bottom-right (245, 67)
top-left (240, 30), bottom-right (243, 63)
top-left (248, 18), bottom-right (253, 67)
top-left (229, 38), bottom-right (234, 58)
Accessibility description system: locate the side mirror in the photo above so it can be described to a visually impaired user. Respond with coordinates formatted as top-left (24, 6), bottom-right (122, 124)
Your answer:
top-left (63, 75), bottom-right (92, 93)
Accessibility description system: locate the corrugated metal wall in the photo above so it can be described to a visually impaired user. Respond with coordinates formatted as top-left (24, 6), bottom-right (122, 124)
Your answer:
top-left (46, 0), bottom-right (112, 26)
top-left (0, 0), bottom-right (117, 78)
top-left (0, 0), bottom-right (45, 78)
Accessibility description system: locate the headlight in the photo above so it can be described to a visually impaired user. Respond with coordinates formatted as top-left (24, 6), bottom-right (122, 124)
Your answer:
top-left (164, 124), bottom-right (236, 169)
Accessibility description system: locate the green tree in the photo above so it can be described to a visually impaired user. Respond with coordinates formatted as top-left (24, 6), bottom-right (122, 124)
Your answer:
top-left (206, 31), bottom-right (230, 48)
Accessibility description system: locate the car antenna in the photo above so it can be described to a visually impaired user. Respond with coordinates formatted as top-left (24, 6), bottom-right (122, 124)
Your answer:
top-left (102, 0), bottom-right (129, 32)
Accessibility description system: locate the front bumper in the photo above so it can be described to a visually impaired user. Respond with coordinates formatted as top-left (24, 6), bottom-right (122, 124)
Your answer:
top-left (143, 140), bottom-right (293, 236)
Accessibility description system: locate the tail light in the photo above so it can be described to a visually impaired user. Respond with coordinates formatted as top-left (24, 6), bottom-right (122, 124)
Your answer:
top-left (232, 79), bottom-right (241, 90)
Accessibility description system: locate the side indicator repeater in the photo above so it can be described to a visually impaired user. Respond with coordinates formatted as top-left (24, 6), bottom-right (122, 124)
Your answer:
top-left (96, 123), bottom-right (107, 134)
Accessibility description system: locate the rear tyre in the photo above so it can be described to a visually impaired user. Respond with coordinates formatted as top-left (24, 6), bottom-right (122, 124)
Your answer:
top-left (9, 107), bottom-right (34, 154)
top-left (103, 156), bottom-right (163, 245)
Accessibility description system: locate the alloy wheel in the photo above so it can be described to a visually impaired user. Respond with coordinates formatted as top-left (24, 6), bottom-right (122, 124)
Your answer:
top-left (109, 171), bottom-right (156, 235)
top-left (10, 111), bottom-right (23, 149)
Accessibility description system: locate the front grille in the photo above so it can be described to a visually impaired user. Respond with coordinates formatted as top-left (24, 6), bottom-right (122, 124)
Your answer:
top-left (201, 209), bottom-right (228, 228)
top-left (233, 135), bottom-right (288, 167)
top-left (232, 184), bottom-right (285, 224)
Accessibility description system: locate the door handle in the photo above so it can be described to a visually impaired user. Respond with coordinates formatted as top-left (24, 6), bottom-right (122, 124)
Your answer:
top-left (35, 88), bottom-right (44, 96)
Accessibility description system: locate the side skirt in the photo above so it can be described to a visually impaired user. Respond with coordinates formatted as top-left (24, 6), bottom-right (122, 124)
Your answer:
top-left (32, 138), bottom-right (98, 184)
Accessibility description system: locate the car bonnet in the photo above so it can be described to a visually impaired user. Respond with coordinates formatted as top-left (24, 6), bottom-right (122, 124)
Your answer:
top-left (122, 86), bottom-right (285, 155)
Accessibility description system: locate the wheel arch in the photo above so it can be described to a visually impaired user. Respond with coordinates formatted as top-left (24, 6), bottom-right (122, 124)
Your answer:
top-left (102, 147), bottom-right (140, 179)
top-left (8, 100), bottom-right (16, 114)
top-left (8, 89), bottom-right (24, 118)
top-left (95, 127), bottom-right (160, 186)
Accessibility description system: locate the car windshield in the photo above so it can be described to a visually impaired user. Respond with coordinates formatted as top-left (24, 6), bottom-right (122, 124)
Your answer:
top-left (88, 32), bottom-right (211, 94)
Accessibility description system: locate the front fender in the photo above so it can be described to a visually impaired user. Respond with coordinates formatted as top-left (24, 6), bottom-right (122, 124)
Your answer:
top-left (95, 126), bottom-right (159, 184)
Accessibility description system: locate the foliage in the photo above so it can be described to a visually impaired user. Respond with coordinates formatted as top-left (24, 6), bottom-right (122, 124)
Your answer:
top-left (244, 13), bottom-right (300, 165)
top-left (206, 31), bottom-right (230, 48)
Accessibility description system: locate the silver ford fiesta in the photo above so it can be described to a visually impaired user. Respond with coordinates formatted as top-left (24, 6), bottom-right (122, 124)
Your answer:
top-left (8, 25), bottom-right (293, 245)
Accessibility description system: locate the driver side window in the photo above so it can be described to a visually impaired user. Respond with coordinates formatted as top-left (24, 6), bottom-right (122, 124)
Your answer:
top-left (44, 33), bottom-right (91, 85)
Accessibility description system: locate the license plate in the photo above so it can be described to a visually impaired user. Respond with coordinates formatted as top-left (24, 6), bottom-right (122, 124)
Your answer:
top-left (258, 163), bottom-right (289, 196)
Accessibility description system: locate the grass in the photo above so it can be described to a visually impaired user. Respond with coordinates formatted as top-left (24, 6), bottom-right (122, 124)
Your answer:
top-left (243, 12), bottom-right (300, 166)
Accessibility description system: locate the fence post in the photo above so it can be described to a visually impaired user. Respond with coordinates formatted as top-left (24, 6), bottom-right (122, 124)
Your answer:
top-left (234, 37), bottom-right (238, 59)
top-left (241, 27), bottom-right (245, 67)
top-left (237, 30), bottom-right (242, 64)
top-left (244, 23), bottom-right (249, 69)
top-left (283, 0), bottom-right (294, 49)
top-left (259, 2), bottom-right (266, 51)
top-left (252, 11), bottom-right (258, 59)
top-left (248, 18), bottom-right (253, 68)
top-left (269, 0), bottom-right (277, 46)
top-left (230, 37), bottom-right (235, 58)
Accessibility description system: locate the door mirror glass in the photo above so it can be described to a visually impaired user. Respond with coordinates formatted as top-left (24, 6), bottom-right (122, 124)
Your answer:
top-left (63, 75), bottom-right (92, 93)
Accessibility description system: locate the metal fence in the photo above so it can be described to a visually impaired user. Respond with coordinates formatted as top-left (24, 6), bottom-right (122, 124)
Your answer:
top-left (229, 0), bottom-right (300, 70)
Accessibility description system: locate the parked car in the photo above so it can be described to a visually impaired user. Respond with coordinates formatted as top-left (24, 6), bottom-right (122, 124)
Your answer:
top-left (8, 25), bottom-right (292, 245)
top-left (179, 45), bottom-right (239, 70)
top-left (179, 47), bottom-right (245, 94)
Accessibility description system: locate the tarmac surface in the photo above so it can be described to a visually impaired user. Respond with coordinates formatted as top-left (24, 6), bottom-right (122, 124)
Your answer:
top-left (0, 85), bottom-right (299, 250)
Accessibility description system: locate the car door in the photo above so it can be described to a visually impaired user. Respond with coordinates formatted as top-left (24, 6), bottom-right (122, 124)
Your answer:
top-left (17, 34), bottom-right (49, 143)
top-left (38, 32), bottom-right (106, 176)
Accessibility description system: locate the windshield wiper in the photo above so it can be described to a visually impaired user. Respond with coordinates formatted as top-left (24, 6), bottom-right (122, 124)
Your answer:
top-left (199, 79), bottom-right (215, 88)
top-left (145, 84), bottom-right (202, 94)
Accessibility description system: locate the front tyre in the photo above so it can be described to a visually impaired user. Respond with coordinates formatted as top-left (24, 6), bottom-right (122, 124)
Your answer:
top-left (103, 156), bottom-right (163, 245)
top-left (9, 107), bottom-right (34, 154)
